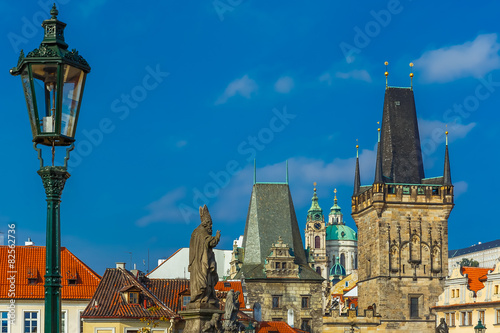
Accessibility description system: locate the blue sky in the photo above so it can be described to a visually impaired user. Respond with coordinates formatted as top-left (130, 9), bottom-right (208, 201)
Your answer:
top-left (1, 0), bottom-right (499, 275)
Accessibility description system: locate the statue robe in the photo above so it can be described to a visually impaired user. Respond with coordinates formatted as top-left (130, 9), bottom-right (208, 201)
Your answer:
top-left (188, 224), bottom-right (219, 305)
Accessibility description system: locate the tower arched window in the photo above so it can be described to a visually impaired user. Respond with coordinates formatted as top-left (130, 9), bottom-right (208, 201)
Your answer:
top-left (340, 253), bottom-right (345, 267)
top-left (316, 267), bottom-right (321, 275)
top-left (314, 236), bottom-right (320, 249)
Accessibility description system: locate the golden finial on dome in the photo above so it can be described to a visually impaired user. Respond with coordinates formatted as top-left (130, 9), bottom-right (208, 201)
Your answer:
top-left (409, 62), bottom-right (414, 90)
top-left (313, 182), bottom-right (317, 192)
top-left (385, 61), bottom-right (389, 89)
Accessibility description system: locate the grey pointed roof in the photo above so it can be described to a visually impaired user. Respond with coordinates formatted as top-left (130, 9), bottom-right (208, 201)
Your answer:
top-left (443, 144), bottom-right (452, 186)
top-left (238, 183), bottom-right (322, 281)
top-left (380, 87), bottom-right (425, 184)
top-left (353, 154), bottom-right (360, 195)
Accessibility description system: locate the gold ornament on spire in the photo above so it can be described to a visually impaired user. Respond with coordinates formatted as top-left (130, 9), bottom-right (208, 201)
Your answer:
top-left (334, 188), bottom-right (338, 204)
top-left (313, 182), bottom-right (317, 191)
top-left (445, 124), bottom-right (448, 146)
top-left (356, 139), bottom-right (359, 158)
top-left (385, 61), bottom-right (389, 89)
top-left (409, 62), bottom-right (414, 90)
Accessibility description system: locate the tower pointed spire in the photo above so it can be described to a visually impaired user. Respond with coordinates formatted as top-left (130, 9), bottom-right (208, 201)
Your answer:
top-left (374, 126), bottom-right (384, 184)
top-left (354, 142), bottom-right (361, 196)
top-left (443, 130), bottom-right (452, 186)
top-left (307, 182), bottom-right (323, 222)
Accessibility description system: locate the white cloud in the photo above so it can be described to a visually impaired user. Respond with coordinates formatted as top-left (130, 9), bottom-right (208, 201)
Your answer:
top-left (453, 181), bottom-right (468, 198)
top-left (215, 75), bottom-right (258, 105)
top-left (136, 187), bottom-right (187, 226)
top-left (415, 33), bottom-right (500, 83)
top-left (335, 70), bottom-right (372, 82)
top-left (274, 76), bottom-right (295, 93)
top-left (319, 69), bottom-right (372, 85)
top-left (418, 118), bottom-right (476, 145)
top-left (211, 149), bottom-right (378, 223)
top-left (319, 72), bottom-right (332, 85)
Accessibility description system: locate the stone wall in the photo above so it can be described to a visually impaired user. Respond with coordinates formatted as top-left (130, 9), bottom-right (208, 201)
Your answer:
top-left (245, 279), bottom-right (323, 333)
top-left (351, 184), bottom-right (453, 332)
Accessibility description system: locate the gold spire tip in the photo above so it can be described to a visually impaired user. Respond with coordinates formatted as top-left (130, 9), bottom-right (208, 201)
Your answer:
top-left (378, 128), bottom-right (381, 131)
top-left (384, 61), bottom-right (388, 66)
top-left (356, 144), bottom-right (359, 149)
top-left (445, 131), bottom-right (448, 135)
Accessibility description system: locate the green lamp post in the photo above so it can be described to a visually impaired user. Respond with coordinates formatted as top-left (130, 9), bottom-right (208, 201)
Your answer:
top-left (474, 319), bottom-right (486, 333)
top-left (10, 4), bottom-right (90, 333)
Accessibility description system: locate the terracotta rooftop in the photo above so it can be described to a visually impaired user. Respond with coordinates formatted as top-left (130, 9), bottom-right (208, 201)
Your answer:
top-left (82, 268), bottom-right (176, 319)
top-left (461, 266), bottom-right (494, 293)
top-left (257, 321), bottom-right (304, 333)
top-left (146, 279), bottom-right (246, 312)
top-left (0, 246), bottom-right (100, 300)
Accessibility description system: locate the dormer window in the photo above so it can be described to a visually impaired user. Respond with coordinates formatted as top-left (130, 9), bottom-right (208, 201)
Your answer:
top-left (68, 278), bottom-right (77, 285)
top-left (129, 292), bottom-right (139, 304)
top-left (28, 278), bottom-right (38, 285)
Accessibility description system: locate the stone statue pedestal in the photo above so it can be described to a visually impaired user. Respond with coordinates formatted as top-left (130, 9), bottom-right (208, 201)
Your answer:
top-left (180, 307), bottom-right (224, 333)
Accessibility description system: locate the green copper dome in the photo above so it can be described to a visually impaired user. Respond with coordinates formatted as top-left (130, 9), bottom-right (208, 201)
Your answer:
top-left (326, 224), bottom-right (357, 241)
top-left (330, 257), bottom-right (346, 277)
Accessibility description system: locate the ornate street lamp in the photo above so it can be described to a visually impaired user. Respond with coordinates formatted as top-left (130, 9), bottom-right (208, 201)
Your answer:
top-left (474, 319), bottom-right (486, 333)
top-left (10, 5), bottom-right (90, 333)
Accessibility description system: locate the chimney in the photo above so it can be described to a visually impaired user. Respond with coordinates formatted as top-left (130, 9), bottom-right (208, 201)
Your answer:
top-left (25, 238), bottom-right (35, 246)
top-left (116, 262), bottom-right (126, 269)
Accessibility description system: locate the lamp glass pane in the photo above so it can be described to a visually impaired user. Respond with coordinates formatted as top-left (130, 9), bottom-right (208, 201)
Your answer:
top-left (31, 63), bottom-right (58, 134)
top-left (21, 70), bottom-right (38, 138)
top-left (61, 65), bottom-right (85, 138)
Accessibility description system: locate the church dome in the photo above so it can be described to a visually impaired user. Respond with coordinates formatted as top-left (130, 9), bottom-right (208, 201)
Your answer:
top-left (326, 224), bottom-right (357, 241)
top-left (330, 258), bottom-right (346, 277)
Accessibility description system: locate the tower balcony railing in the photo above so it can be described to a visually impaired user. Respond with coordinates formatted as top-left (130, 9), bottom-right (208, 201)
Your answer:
top-left (352, 183), bottom-right (453, 213)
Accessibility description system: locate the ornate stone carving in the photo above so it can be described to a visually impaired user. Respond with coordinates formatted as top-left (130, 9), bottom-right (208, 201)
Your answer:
top-left (222, 289), bottom-right (244, 333)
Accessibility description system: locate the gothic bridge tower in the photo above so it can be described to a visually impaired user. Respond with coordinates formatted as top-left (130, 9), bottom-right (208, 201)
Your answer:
top-left (351, 66), bottom-right (454, 332)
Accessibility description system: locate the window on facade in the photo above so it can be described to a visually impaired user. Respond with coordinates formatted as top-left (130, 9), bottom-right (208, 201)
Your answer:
top-left (183, 296), bottom-right (191, 307)
top-left (456, 289), bottom-right (460, 297)
top-left (495, 285), bottom-right (499, 294)
top-left (0, 312), bottom-right (9, 333)
top-left (282, 262), bottom-right (287, 269)
top-left (129, 292), bottom-right (139, 304)
top-left (272, 296), bottom-right (281, 309)
top-left (275, 262), bottom-right (280, 269)
top-left (301, 319), bottom-right (311, 333)
top-left (354, 254), bottom-right (358, 269)
top-left (496, 309), bottom-right (500, 324)
top-left (315, 267), bottom-right (321, 275)
top-left (478, 310), bottom-right (485, 325)
top-left (460, 311), bottom-right (473, 326)
top-left (340, 253), bottom-right (345, 267)
top-left (452, 290), bottom-right (455, 298)
top-left (24, 311), bottom-right (38, 333)
top-left (445, 313), bottom-right (455, 327)
top-left (301, 297), bottom-right (310, 309)
top-left (61, 311), bottom-right (67, 333)
top-left (410, 297), bottom-right (419, 318)
top-left (314, 236), bottom-right (320, 249)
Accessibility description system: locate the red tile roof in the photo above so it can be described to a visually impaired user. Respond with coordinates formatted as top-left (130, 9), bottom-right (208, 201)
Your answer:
top-left (461, 266), bottom-right (494, 293)
top-left (146, 279), bottom-right (246, 312)
top-left (215, 281), bottom-right (245, 308)
top-left (257, 321), bottom-right (301, 333)
top-left (0, 246), bottom-right (100, 300)
top-left (82, 268), bottom-right (176, 319)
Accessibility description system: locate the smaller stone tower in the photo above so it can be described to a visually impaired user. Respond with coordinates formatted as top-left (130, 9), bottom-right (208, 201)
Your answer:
top-left (305, 183), bottom-right (328, 278)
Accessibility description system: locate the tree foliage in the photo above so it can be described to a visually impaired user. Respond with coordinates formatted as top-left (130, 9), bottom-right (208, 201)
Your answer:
top-left (457, 258), bottom-right (479, 267)
top-left (139, 306), bottom-right (169, 333)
